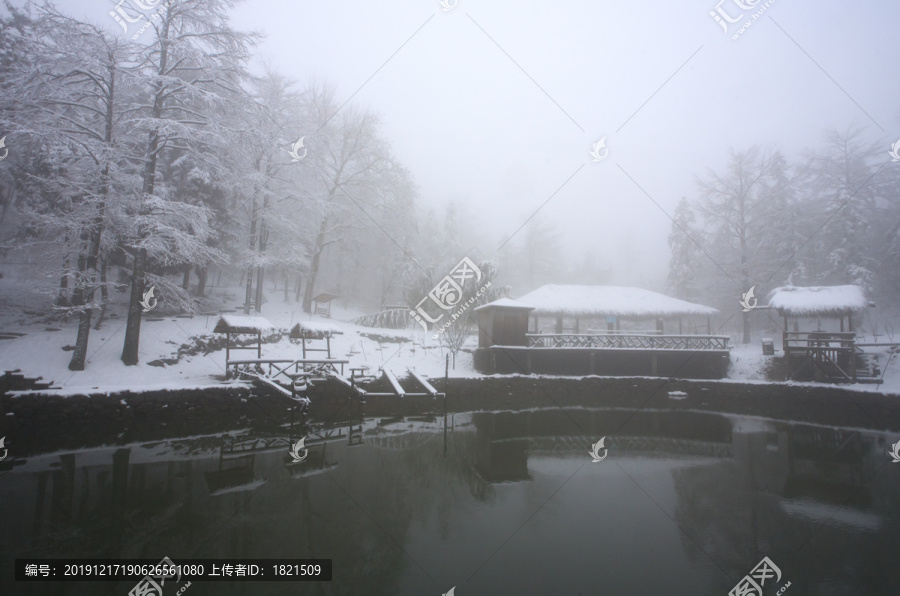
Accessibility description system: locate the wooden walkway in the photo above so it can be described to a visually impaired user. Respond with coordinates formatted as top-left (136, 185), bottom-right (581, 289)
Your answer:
top-left (226, 358), bottom-right (444, 399)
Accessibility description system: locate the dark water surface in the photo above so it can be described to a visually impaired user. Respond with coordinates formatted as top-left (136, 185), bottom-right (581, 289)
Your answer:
top-left (2, 390), bottom-right (900, 595)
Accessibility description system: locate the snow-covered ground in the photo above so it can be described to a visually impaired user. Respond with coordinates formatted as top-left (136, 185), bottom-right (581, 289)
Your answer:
top-left (0, 278), bottom-right (480, 395)
top-left (0, 276), bottom-right (898, 397)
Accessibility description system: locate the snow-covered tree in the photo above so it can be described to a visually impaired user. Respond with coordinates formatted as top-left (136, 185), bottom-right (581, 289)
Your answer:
top-left (667, 197), bottom-right (703, 303)
top-left (120, 0), bottom-right (257, 364)
top-left (695, 146), bottom-right (794, 343)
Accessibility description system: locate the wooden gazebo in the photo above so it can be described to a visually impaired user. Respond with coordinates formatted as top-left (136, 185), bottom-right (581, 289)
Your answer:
top-left (213, 315), bottom-right (274, 361)
top-left (765, 285), bottom-right (872, 382)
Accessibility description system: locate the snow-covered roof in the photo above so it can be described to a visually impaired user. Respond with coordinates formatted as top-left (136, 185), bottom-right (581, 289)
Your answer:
top-left (765, 285), bottom-right (868, 316)
top-left (290, 320), bottom-right (344, 338)
top-left (213, 315), bottom-right (274, 334)
top-left (515, 285), bottom-right (718, 318)
top-left (473, 298), bottom-right (535, 311)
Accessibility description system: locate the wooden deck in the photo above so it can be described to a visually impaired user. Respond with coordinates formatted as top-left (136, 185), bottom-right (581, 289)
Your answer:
top-left (782, 332), bottom-right (883, 383)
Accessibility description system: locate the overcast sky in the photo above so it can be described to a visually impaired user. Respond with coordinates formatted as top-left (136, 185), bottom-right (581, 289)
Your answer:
top-left (53, 0), bottom-right (900, 285)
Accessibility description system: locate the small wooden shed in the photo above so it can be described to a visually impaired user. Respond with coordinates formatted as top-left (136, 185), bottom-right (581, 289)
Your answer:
top-left (214, 315), bottom-right (274, 361)
top-left (474, 298), bottom-right (535, 348)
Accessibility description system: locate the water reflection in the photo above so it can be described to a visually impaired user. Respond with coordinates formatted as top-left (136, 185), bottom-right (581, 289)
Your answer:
top-left (1, 404), bottom-right (898, 595)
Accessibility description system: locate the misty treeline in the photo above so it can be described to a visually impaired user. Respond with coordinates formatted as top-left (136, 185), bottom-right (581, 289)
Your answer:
top-left (0, 0), bottom-right (500, 370)
top-left (667, 131), bottom-right (900, 342)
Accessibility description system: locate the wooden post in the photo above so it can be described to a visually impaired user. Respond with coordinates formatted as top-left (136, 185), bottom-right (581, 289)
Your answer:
top-left (226, 331), bottom-right (230, 363)
top-left (257, 331), bottom-right (261, 358)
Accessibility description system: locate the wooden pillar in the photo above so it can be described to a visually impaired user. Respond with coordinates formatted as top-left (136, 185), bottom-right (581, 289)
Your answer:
top-left (848, 312), bottom-right (854, 332)
top-left (226, 332), bottom-right (230, 362)
top-left (555, 316), bottom-right (563, 334)
top-left (326, 335), bottom-right (332, 358)
top-left (257, 331), bottom-right (262, 358)
top-left (840, 315), bottom-right (844, 332)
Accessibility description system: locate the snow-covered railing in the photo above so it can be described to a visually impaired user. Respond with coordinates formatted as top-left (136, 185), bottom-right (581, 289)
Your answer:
top-left (526, 333), bottom-right (730, 351)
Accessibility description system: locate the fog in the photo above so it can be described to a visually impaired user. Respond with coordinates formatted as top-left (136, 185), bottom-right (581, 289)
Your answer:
top-left (55, 0), bottom-right (900, 285)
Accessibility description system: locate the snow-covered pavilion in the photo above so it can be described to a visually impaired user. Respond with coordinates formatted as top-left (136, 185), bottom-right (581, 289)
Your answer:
top-left (765, 285), bottom-right (874, 383)
top-left (516, 284), bottom-right (719, 334)
top-left (765, 285), bottom-right (869, 333)
top-left (473, 287), bottom-right (729, 379)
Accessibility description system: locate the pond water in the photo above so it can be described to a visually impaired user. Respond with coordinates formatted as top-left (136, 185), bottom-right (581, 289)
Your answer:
top-left (2, 397), bottom-right (899, 595)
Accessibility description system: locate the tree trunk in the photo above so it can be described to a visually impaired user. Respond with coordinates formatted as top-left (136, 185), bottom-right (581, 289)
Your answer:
top-left (196, 267), bottom-right (208, 297)
top-left (303, 226), bottom-right (326, 313)
top-left (244, 196), bottom-right (258, 314)
top-left (121, 248), bottom-right (147, 365)
top-left (71, 232), bottom-right (89, 307)
top-left (94, 259), bottom-right (108, 330)
top-left (68, 307), bottom-right (93, 370)
top-left (253, 203), bottom-right (268, 313)
top-left (295, 273), bottom-right (303, 303)
top-left (57, 249), bottom-right (71, 307)
top-left (182, 264), bottom-right (191, 292)
top-left (99, 259), bottom-right (108, 303)
top-left (244, 267), bottom-right (254, 314)
top-left (254, 265), bottom-right (264, 312)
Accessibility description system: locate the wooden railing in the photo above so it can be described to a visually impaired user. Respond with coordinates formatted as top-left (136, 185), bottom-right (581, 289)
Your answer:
top-left (783, 332), bottom-right (855, 359)
top-left (783, 332), bottom-right (857, 381)
top-left (226, 358), bottom-right (349, 381)
top-left (526, 333), bottom-right (730, 351)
